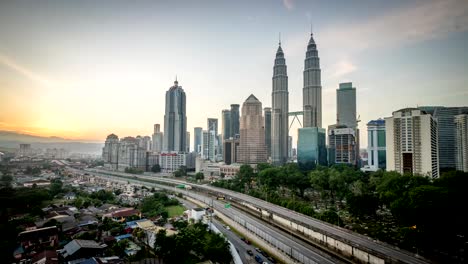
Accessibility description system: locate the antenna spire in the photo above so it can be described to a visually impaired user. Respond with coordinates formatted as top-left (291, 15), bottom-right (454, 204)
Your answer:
top-left (279, 32), bottom-right (281, 46)
top-left (310, 22), bottom-right (313, 35)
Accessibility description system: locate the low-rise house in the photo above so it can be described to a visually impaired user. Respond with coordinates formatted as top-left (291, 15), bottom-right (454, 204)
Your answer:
top-left (23, 179), bottom-right (51, 187)
top-left (64, 192), bottom-right (77, 200)
top-left (60, 239), bottom-right (106, 261)
top-left (16, 226), bottom-right (59, 258)
top-left (103, 208), bottom-right (141, 222)
top-left (135, 220), bottom-right (177, 248)
top-left (31, 250), bottom-right (58, 264)
top-left (190, 208), bottom-right (206, 222)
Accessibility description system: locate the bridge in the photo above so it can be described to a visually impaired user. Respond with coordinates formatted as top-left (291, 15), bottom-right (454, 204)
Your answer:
top-left (74, 168), bottom-right (430, 264)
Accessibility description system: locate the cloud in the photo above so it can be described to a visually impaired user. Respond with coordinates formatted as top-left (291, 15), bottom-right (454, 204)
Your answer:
top-left (319, 0), bottom-right (468, 53)
top-left (329, 59), bottom-right (357, 78)
top-left (282, 0), bottom-right (294, 10)
top-left (0, 53), bottom-right (55, 87)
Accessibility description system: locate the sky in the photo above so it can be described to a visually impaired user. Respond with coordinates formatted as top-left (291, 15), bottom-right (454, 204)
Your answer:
top-left (0, 0), bottom-right (467, 149)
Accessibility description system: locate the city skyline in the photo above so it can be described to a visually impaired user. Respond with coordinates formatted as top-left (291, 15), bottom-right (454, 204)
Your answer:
top-left (1, 0), bottom-right (467, 148)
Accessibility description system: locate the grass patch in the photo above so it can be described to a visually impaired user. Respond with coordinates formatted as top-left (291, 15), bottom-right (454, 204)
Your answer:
top-left (166, 205), bottom-right (186, 217)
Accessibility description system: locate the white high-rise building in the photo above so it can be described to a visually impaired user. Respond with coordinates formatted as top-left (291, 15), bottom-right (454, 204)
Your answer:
top-left (303, 31), bottom-right (322, 128)
top-left (102, 134), bottom-right (120, 170)
top-left (202, 130), bottom-right (216, 162)
top-left (152, 124), bottom-right (164, 153)
top-left (455, 114), bottom-right (468, 172)
top-left (271, 40), bottom-right (289, 165)
top-left (385, 108), bottom-right (439, 178)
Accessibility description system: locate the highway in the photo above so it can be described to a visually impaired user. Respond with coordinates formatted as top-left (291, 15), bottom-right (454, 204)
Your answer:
top-left (80, 168), bottom-right (430, 264)
top-left (81, 169), bottom-right (345, 264)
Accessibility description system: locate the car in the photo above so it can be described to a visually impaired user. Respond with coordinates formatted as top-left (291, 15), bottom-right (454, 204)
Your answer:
top-left (246, 250), bottom-right (254, 256)
top-left (255, 248), bottom-right (263, 254)
top-left (241, 237), bottom-right (251, 244)
top-left (254, 255), bottom-right (263, 263)
top-left (226, 226), bottom-right (230, 230)
top-left (267, 256), bottom-right (277, 263)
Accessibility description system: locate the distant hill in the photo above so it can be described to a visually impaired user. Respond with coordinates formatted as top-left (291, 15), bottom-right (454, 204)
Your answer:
top-left (0, 131), bottom-right (103, 154)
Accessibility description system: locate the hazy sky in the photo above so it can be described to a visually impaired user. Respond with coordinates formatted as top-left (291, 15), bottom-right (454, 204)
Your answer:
top-left (0, 0), bottom-right (467, 148)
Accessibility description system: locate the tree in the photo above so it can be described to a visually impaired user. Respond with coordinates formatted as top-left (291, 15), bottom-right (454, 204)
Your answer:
top-left (237, 164), bottom-right (254, 189)
top-left (195, 172), bottom-right (204, 180)
top-left (151, 164), bottom-right (161, 173)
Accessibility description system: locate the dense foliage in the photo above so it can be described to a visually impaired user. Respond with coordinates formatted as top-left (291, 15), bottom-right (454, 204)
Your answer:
top-left (211, 164), bottom-right (468, 262)
top-left (140, 192), bottom-right (179, 218)
top-left (154, 222), bottom-right (231, 264)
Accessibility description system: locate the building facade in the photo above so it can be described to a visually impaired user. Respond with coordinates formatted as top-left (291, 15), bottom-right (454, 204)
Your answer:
top-left (102, 134), bottom-right (120, 170)
top-left (271, 42), bottom-right (289, 165)
top-left (385, 108), bottom-right (439, 178)
top-left (337, 82), bottom-right (357, 129)
top-left (159, 152), bottom-right (187, 173)
top-left (163, 79), bottom-right (187, 152)
top-left (186, 131), bottom-right (190, 153)
top-left (202, 130), bottom-right (216, 162)
top-left (419, 106), bottom-right (468, 170)
top-left (455, 114), bottom-right (468, 172)
top-left (222, 109), bottom-right (231, 140)
top-left (223, 136), bottom-right (240, 165)
top-left (328, 126), bottom-right (358, 166)
top-left (152, 124), bottom-right (164, 153)
top-left (230, 104), bottom-right (240, 137)
top-left (264, 107), bottom-right (272, 159)
top-left (367, 119), bottom-right (386, 171)
top-left (237, 94), bottom-right (267, 164)
top-left (194, 127), bottom-right (202, 154)
top-left (297, 127), bottom-right (327, 167)
top-left (303, 31), bottom-right (322, 128)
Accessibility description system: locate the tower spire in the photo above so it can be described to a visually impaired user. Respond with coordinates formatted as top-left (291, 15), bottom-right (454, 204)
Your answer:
top-left (279, 32), bottom-right (281, 46)
top-left (310, 22), bottom-right (313, 35)
top-left (174, 75), bottom-right (178, 86)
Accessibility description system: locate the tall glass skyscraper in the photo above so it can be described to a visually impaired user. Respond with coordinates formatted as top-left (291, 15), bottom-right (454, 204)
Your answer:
top-left (230, 104), bottom-right (240, 137)
top-left (194, 127), bottom-right (202, 153)
top-left (419, 106), bottom-right (468, 170)
top-left (271, 41), bottom-right (289, 165)
top-left (303, 31), bottom-right (322, 128)
top-left (337, 82), bottom-right (357, 129)
top-left (264, 107), bottom-right (272, 158)
top-left (163, 79), bottom-right (187, 152)
top-left (222, 109), bottom-right (231, 140)
top-left (297, 127), bottom-right (327, 167)
top-left (367, 119), bottom-right (386, 171)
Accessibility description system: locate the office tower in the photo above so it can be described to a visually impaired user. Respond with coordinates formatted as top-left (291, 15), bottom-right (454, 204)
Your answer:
top-left (163, 79), bottom-right (187, 152)
top-left (143, 136), bottom-right (152, 151)
top-left (202, 130), bottom-right (216, 161)
top-left (455, 114), bottom-right (468, 172)
top-left (102, 134), bottom-right (120, 170)
top-left (264, 107), bottom-right (272, 158)
top-left (159, 152), bottom-right (187, 173)
top-left (288, 136), bottom-right (293, 159)
top-left (303, 30), bottom-right (322, 128)
top-left (419, 106), bottom-right (468, 170)
top-left (328, 125), bottom-right (358, 166)
top-left (222, 109), bottom-right (231, 140)
top-left (217, 134), bottom-right (223, 159)
top-left (186, 131), bottom-right (190, 153)
top-left (19, 144), bottom-right (32, 156)
top-left (230, 104), bottom-right (240, 137)
top-left (194, 127), bottom-right (202, 153)
top-left (237, 94), bottom-right (267, 164)
top-left (117, 137), bottom-right (138, 171)
top-left (271, 41), bottom-right (289, 165)
top-left (385, 108), bottom-right (439, 178)
top-left (367, 119), bottom-right (386, 171)
top-left (207, 118), bottom-right (218, 136)
top-left (297, 127), bottom-right (327, 167)
top-left (152, 124), bottom-right (164, 153)
top-left (337, 82), bottom-right (357, 129)
top-left (223, 136), bottom-right (240, 165)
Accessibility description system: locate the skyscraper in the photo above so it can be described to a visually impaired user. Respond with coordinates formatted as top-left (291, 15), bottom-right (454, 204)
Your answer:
top-left (186, 131), bottom-right (190, 152)
top-left (271, 41), bottom-right (289, 165)
top-left (237, 94), bottom-right (267, 164)
top-left (367, 119), bottom-right (386, 171)
top-left (385, 108), bottom-right (439, 178)
top-left (222, 109), bottom-right (231, 140)
top-left (303, 31), bottom-right (322, 128)
top-left (264, 107), bottom-right (272, 158)
top-left (152, 124), bottom-right (164, 153)
top-left (419, 106), bottom-right (468, 170)
top-left (230, 104), bottom-right (240, 137)
top-left (337, 82), bottom-right (357, 129)
top-left (328, 125), bottom-right (358, 166)
top-left (455, 114), bottom-right (468, 172)
top-left (297, 127), bottom-right (327, 167)
top-left (194, 127), bottom-right (202, 153)
top-left (207, 118), bottom-right (218, 136)
top-left (163, 79), bottom-right (187, 152)
top-left (202, 130), bottom-right (216, 161)
top-left (102, 134), bottom-right (120, 170)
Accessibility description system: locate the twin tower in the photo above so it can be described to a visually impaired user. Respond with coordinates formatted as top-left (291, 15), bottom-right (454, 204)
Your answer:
top-left (271, 31), bottom-right (322, 165)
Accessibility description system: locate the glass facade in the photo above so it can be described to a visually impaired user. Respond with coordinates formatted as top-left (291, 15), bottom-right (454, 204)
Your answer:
top-left (297, 127), bottom-right (327, 166)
